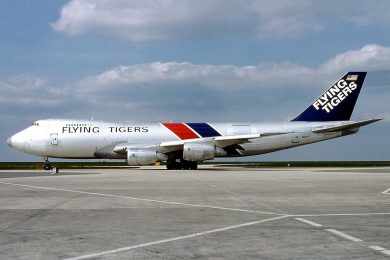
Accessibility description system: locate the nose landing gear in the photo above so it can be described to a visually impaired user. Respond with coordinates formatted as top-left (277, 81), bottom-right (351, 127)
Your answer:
top-left (43, 159), bottom-right (52, 170)
top-left (43, 157), bottom-right (58, 174)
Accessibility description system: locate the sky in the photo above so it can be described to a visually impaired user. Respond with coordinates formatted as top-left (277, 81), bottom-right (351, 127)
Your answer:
top-left (1, 0), bottom-right (390, 161)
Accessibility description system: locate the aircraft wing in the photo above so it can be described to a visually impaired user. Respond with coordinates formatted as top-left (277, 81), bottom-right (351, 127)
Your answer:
top-left (114, 132), bottom-right (289, 154)
top-left (158, 132), bottom-right (289, 153)
top-left (312, 118), bottom-right (382, 133)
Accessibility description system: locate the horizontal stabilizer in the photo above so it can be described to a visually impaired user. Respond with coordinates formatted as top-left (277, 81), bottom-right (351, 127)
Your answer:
top-left (312, 118), bottom-right (382, 133)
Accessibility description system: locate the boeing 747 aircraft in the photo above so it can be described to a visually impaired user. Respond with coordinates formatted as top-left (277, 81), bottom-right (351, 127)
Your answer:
top-left (7, 72), bottom-right (381, 170)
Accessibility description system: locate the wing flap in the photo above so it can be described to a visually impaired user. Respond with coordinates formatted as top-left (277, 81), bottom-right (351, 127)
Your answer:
top-left (113, 143), bottom-right (157, 154)
top-left (159, 134), bottom-right (261, 149)
top-left (214, 134), bottom-right (260, 147)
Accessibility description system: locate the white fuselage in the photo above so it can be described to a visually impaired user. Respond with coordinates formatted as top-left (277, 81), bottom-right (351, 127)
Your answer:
top-left (7, 119), bottom-right (350, 159)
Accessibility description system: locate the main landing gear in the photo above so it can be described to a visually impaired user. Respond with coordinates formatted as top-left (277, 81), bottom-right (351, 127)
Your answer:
top-left (166, 159), bottom-right (198, 170)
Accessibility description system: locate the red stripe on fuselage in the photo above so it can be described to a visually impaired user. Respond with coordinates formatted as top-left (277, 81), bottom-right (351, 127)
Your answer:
top-left (162, 123), bottom-right (199, 140)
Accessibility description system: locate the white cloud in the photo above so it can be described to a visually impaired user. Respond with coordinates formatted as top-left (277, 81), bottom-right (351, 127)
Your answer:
top-left (52, 0), bottom-right (390, 41)
top-left (250, 0), bottom-right (322, 37)
top-left (78, 62), bottom-right (313, 92)
top-left (52, 0), bottom-right (254, 41)
top-left (0, 75), bottom-right (64, 106)
top-left (2, 44), bottom-right (389, 122)
top-left (78, 44), bottom-right (390, 93)
top-left (321, 44), bottom-right (390, 72)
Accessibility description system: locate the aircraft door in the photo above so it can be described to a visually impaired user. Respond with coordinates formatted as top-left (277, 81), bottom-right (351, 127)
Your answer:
top-left (50, 133), bottom-right (58, 145)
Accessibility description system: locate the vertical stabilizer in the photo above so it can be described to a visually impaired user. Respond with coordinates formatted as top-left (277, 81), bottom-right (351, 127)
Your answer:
top-left (293, 72), bottom-right (366, 121)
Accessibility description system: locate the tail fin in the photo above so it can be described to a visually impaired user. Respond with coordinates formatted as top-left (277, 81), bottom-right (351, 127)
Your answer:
top-left (292, 72), bottom-right (367, 122)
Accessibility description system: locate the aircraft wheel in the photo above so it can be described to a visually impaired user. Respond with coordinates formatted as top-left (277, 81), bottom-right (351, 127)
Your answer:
top-left (181, 160), bottom-right (191, 170)
top-left (43, 157), bottom-right (53, 171)
top-left (43, 162), bottom-right (52, 171)
top-left (167, 159), bottom-right (198, 170)
top-left (190, 162), bottom-right (198, 170)
top-left (181, 160), bottom-right (198, 170)
top-left (166, 159), bottom-right (180, 170)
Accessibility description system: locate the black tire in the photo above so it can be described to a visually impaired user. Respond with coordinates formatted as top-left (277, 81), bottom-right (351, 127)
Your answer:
top-left (166, 159), bottom-right (180, 170)
top-left (167, 159), bottom-right (198, 170)
top-left (181, 160), bottom-right (198, 170)
top-left (166, 162), bottom-right (174, 170)
top-left (181, 160), bottom-right (189, 170)
top-left (43, 164), bottom-right (52, 170)
top-left (190, 162), bottom-right (198, 170)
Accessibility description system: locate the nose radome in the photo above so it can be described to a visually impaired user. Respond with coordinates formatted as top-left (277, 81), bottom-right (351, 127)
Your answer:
top-left (6, 137), bottom-right (12, 147)
top-left (7, 132), bottom-right (26, 151)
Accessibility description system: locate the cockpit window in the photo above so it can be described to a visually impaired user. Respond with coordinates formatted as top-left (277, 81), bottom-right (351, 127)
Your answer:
top-left (32, 122), bottom-right (39, 126)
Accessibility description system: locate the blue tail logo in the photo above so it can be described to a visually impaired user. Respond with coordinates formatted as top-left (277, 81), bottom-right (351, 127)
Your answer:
top-left (293, 72), bottom-right (367, 122)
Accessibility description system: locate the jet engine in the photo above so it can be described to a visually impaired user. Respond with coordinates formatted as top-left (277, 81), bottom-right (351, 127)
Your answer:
top-left (183, 142), bottom-right (216, 162)
top-left (127, 148), bottom-right (167, 166)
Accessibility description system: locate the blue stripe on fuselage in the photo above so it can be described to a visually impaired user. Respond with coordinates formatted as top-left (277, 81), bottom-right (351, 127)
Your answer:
top-left (186, 123), bottom-right (221, 137)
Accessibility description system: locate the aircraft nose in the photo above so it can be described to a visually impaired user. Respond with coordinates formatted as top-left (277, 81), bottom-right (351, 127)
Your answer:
top-left (6, 136), bottom-right (13, 147)
top-left (7, 133), bottom-right (27, 151)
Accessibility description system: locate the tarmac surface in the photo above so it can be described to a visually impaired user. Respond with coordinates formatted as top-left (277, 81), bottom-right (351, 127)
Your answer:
top-left (0, 166), bottom-right (389, 259)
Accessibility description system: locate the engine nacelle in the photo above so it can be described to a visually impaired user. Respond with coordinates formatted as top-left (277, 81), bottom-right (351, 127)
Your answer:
top-left (183, 142), bottom-right (216, 162)
top-left (127, 148), bottom-right (167, 166)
